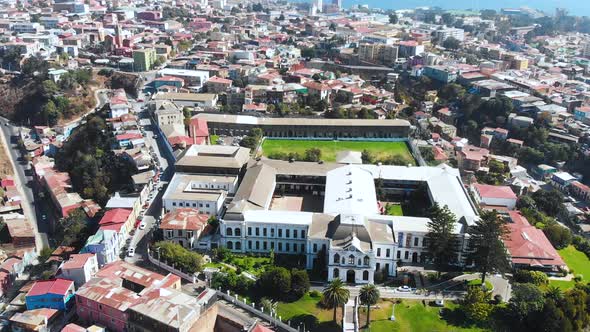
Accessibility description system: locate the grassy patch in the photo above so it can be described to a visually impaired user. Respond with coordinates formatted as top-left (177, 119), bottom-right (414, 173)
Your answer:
top-left (359, 300), bottom-right (486, 332)
top-left (549, 245), bottom-right (590, 289)
top-left (467, 279), bottom-right (493, 291)
top-left (276, 293), bottom-right (341, 332)
top-left (385, 204), bottom-right (404, 216)
top-left (262, 139), bottom-right (414, 164)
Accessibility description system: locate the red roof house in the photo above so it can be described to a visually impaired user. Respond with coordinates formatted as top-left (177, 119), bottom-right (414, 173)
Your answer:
top-left (504, 211), bottom-right (565, 270)
top-left (189, 117), bottom-right (209, 145)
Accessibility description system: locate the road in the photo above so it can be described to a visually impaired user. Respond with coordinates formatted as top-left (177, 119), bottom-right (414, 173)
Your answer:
top-left (124, 91), bottom-right (175, 263)
top-left (0, 118), bottom-right (48, 252)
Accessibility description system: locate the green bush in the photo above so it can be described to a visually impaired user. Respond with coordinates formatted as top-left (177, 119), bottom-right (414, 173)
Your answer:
top-left (513, 270), bottom-right (549, 285)
top-left (155, 241), bottom-right (203, 273)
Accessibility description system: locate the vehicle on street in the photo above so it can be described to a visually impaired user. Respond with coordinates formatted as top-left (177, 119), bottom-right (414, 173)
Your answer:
top-left (127, 247), bottom-right (135, 257)
top-left (397, 286), bottom-right (412, 292)
top-left (153, 135), bottom-right (158, 139)
top-left (139, 222), bottom-right (146, 230)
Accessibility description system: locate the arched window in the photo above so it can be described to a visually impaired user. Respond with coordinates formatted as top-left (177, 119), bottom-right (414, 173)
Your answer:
top-left (363, 270), bottom-right (369, 281)
top-left (363, 256), bottom-right (370, 265)
top-left (333, 253), bottom-right (340, 264)
top-left (226, 228), bottom-right (233, 236)
top-left (235, 228), bottom-right (241, 236)
top-left (333, 268), bottom-right (340, 279)
top-left (235, 242), bottom-right (242, 250)
top-left (358, 259), bottom-right (361, 266)
top-left (227, 241), bottom-right (233, 250)
top-left (348, 255), bottom-right (355, 264)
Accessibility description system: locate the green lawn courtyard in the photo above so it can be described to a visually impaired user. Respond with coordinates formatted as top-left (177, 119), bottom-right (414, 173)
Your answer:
top-left (550, 245), bottom-right (590, 289)
top-left (359, 300), bottom-right (486, 332)
top-left (385, 204), bottom-right (404, 216)
top-left (261, 139), bottom-right (415, 164)
top-left (277, 295), bottom-right (485, 332)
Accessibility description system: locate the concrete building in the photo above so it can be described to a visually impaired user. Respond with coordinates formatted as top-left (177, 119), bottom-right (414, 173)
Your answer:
top-left (160, 208), bottom-right (210, 249)
top-left (133, 48), bottom-right (156, 72)
top-left (434, 27), bottom-right (465, 42)
top-left (59, 253), bottom-right (99, 287)
top-left (162, 173), bottom-right (238, 216)
top-left (471, 184), bottom-right (518, 210)
top-left (153, 92), bottom-right (218, 108)
top-left (194, 113), bottom-right (411, 139)
top-left (174, 144), bottom-right (251, 175)
top-left (220, 160), bottom-right (477, 283)
top-left (25, 279), bottom-right (75, 311)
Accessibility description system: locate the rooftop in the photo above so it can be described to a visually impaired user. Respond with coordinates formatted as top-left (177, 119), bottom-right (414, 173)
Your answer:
top-left (160, 208), bottom-right (209, 231)
top-left (27, 279), bottom-right (73, 297)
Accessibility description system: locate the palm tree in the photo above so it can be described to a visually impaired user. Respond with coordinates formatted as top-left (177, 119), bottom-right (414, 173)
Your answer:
top-left (544, 285), bottom-right (563, 302)
top-left (359, 284), bottom-right (380, 328)
top-left (322, 278), bottom-right (350, 323)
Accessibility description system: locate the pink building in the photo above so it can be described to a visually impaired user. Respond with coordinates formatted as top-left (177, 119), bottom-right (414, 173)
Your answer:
top-left (75, 261), bottom-right (181, 332)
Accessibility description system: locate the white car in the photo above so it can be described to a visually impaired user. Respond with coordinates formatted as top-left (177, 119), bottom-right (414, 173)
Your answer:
top-left (127, 247), bottom-right (135, 257)
top-left (397, 285), bottom-right (412, 292)
top-left (139, 222), bottom-right (146, 230)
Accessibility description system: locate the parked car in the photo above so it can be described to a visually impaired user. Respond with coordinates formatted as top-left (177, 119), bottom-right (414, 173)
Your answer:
top-left (397, 286), bottom-right (412, 292)
top-left (127, 247), bottom-right (135, 257)
top-left (139, 222), bottom-right (146, 230)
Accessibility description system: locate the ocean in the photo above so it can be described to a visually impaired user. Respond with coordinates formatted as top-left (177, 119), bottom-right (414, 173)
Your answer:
top-left (294, 0), bottom-right (590, 17)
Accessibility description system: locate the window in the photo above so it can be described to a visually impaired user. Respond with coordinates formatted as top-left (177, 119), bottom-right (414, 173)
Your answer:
top-left (271, 228), bottom-right (275, 237)
top-left (206, 204), bottom-right (210, 208)
top-left (278, 229), bottom-right (283, 237)
top-left (177, 230), bottom-right (182, 236)
top-left (263, 241), bottom-right (267, 250)
top-left (192, 203), bottom-right (196, 207)
top-left (414, 237), bottom-right (419, 247)
top-left (248, 227), bottom-right (252, 236)
top-left (301, 243), bottom-right (305, 252)
top-left (348, 255), bottom-right (355, 264)
top-left (236, 242), bottom-right (242, 250)
top-left (187, 231), bottom-right (193, 238)
top-left (386, 249), bottom-right (390, 258)
top-left (397, 251), bottom-right (401, 259)
top-left (226, 228), bottom-right (233, 236)
top-left (227, 241), bottom-right (233, 250)
top-left (286, 229), bottom-right (291, 238)
top-left (333, 253), bottom-right (340, 264)
top-left (255, 228), bottom-right (260, 236)
top-left (358, 259), bottom-right (361, 265)
top-left (376, 263), bottom-right (380, 270)
top-left (363, 256), bottom-right (370, 265)
top-left (404, 251), bottom-right (409, 259)
top-left (166, 230), bottom-right (173, 238)
top-left (301, 230), bottom-right (305, 238)
top-left (286, 243), bottom-right (290, 252)
top-left (263, 228), bottom-right (267, 236)
top-left (199, 203), bottom-right (203, 208)
top-left (313, 244), bottom-right (317, 252)
top-left (377, 248), bottom-right (381, 256)
top-left (235, 228), bottom-right (241, 236)
top-left (333, 268), bottom-right (340, 279)
top-left (270, 242), bottom-right (275, 249)
top-left (179, 202), bottom-right (183, 207)
top-left (172, 202), bottom-right (176, 206)
top-left (248, 241), bottom-right (252, 249)
top-left (293, 230), bottom-right (298, 238)
top-left (256, 241), bottom-right (260, 250)
top-left (278, 242), bottom-right (283, 251)
top-left (363, 271), bottom-right (369, 281)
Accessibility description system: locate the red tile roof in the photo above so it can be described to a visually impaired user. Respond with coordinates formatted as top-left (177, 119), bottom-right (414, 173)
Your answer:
top-left (62, 323), bottom-right (87, 332)
top-left (62, 253), bottom-right (95, 270)
top-left (160, 208), bottom-right (209, 231)
top-left (99, 208), bottom-right (132, 225)
top-left (504, 211), bottom-right (565, 267)
top-left (27, 279), bottom-right (74, 297)
top-left (116, 133), bottom-right (143, 141)
top-left (473, 184), bottom-right (517, 200)
top-left (251, 323), bottom-right (275, 332)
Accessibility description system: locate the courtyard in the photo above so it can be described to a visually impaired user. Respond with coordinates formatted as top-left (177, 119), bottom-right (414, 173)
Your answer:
top-left (261, 139), bottom-right (415, 164)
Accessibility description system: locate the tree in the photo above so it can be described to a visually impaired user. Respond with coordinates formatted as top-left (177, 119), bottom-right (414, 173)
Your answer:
top-left (441, 13), bottom-right (455, 26)
top-left (543, 224), bottom-right (572, 249)
top-left (389, 13), bottom-right (398, 24)
top-left (155, 241), bottom-right (204, 273)
top-left (55, 208), bottom-right (88, 246)
top-left (361, 149), bottom-right (375, 164)
top-left (467, 210), bottom-right (510, 284)
top-left (42, 100), bottom-right (60, 126)
top-left (462, 285), bottom-right (492, 322)
top-left (258, 267), bottom-right (291, 300)
top-left (359, 284), bottom-right (380, 328)
top-left (425, 203), bottom-right (458, 277)
top-left (322, 278), bottom-right (350, 322)
top-left (531, 189), bottom-right (564, 217)
top-left (509, 283), bottom-right (545, 324)
top-left (442, 37), bottom-right (461, 50)
top-left (304, 148), bottom-right (321, 162)
top-left (290, 269), bottom-right (310, 300)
